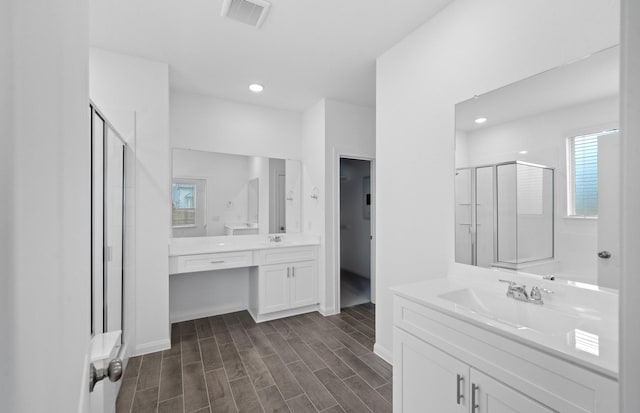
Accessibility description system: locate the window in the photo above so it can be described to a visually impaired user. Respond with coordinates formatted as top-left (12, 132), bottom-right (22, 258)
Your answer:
top-left (566, 129), bottom-right (617, 217)
top-left (172, 182), bottom-right (197, 226)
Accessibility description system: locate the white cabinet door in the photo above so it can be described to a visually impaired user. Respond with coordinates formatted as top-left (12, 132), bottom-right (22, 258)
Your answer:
top-left (471, 369), bottom-right (554, 413)
top-left (259, 263), bottom-right (290, 314)
top-left (289, 261), bottom-right (317, 308)
top-left (394, 328), bottom-right (468, 413)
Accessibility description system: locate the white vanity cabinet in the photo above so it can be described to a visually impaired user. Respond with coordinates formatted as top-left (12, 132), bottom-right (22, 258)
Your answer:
top-left (395, 327), bottom-right (468, 412)
top-left (395, 328), bottom-right (552, 413)
top-left (393, 295), bottom-right (618, 413)
top-left (470, 370), bottom-right (553, 413)
top-left (250, 246), bottom-right (318, 321)
top-left (257, 261), bottom-right (317, 314)
top-left (169, 236), bottom-right (320, 323)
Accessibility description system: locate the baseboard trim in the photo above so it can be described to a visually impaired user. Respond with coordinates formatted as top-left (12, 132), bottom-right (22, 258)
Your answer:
top-left (170, 302), bottom-right (247, 323)
top-left (249, 304), bottom-right (319, 323)
top-left (319, 305), bottom-right (339, 316)
top-left (374, 343), bottom-right (393, 365)
top-left (134, 339), bottom-right (171, 356)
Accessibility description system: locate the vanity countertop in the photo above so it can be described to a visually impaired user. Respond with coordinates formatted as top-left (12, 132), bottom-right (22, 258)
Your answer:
top-left (392, 263), bottom-right (618, 379)
top-left (169, 233), bottom-right (320, 256)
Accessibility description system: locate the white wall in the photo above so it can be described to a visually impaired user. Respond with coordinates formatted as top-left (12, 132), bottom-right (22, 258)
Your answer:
top-left (0, 0), bottom-right (12, 406)
top-left (325, 100), bottom-right (376, 312)
top-left (340, 159), bottom-right (372, 278)
top-left (173, 149), bottom-right (251, 236)
top-left (4, 0), bottom-right (90, 411)
top-left (620, 1), bottom-right (640, 410)
top-left (169, 269), bottom-right (249, 322)
top-left (90, 48), bottom-right (172, 355)
top-left (457, 96), bottom-right (618, 283)
top-left (171, 91), bottom-right (302, 159)
top-left (376, 0), bottom-right (619, 361)
top-left (302, 100), bottom-right (327, 310)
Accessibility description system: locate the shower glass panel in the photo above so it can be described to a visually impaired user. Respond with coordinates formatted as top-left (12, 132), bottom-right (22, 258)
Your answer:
top-left (455, 166), bottom-right (495, 266)
top-left (476, 166), bottom-right (495, 267)
top-left (497, 164), bottom-right (518, 264)
top-left (456, 161), bottom-right (553, 268)
top-left (91, 112), bottom-right (105, 335)
top-left (497, 162), bottom-right (554, 265)
top-left (516, 164), bottom-right (554, 263)
top-left (105, 128), bottom-right (125, 334)
top-left (455, 168), bottom-right (473, 265)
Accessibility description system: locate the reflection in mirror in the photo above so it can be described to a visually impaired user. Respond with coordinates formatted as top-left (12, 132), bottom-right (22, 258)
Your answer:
top-left (172, 149), bottom-right (302, 237)
top-left (455, 46), bottom-right (619, 288)
top-left (172, 178), bottom-right (207, 236)
top-left (247, 177), bottom-right (259, 227)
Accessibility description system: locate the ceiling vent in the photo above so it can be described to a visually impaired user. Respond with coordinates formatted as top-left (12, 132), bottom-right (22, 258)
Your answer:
top-left (221, 0), bottom-right (271, 28)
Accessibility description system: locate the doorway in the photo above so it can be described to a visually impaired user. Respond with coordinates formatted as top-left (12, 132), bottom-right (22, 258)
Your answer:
top-left (339, 158), bottom-right (373, 308)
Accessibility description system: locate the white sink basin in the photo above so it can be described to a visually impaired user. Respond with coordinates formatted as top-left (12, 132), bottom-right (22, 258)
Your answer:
top-left (438, 288), bottom-right (583, 336)
top-left (392, 266), bottom-right (619, 377)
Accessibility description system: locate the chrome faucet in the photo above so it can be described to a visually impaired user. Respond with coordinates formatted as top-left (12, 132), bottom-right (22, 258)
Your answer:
top-left (499, 280), bottom-right (552, 305)
top-left (499, 280), bottom-right (529, 302)
top-left (268, 235), bottom-right (283, 243)
top-left (529, 286), bottom-right (544, 305)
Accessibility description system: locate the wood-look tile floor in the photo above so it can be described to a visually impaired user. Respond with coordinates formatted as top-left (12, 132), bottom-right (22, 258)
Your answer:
top-left (117, 304), bottom-right (392, 413)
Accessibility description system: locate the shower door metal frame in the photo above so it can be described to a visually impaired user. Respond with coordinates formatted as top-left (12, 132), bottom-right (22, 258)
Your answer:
top-left (90, 101), bottom-right (128, 339)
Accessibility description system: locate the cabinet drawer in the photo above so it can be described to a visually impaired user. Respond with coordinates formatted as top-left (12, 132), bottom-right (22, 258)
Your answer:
top-left (173, 251), bottom-right (253, 274)
top-left (256, 246), bottom-right (318, 265)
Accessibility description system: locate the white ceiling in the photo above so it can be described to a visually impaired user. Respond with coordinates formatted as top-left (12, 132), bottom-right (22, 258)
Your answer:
top-left (456, 46), bottom-right (620, 132)
top-left (90, 0), bottom-right (453, 112)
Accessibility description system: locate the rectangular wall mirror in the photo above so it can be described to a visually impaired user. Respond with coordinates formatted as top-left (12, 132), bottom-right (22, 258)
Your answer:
top-left (172, 148), bottom-right (302, 237)
top-left (454, 46), bottom-right (620, 289)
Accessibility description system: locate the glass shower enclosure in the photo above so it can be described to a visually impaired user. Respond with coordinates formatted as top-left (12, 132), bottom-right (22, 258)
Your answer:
top-left (91, 103), bottom-right (128, 341)
top-left (456, 161), bottom-right (554, 268)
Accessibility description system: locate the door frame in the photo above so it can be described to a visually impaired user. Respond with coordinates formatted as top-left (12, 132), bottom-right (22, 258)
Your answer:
top-left (273, 168), bottom-right (286, 233)
top-left (332, 152), bottom-right (376, 312)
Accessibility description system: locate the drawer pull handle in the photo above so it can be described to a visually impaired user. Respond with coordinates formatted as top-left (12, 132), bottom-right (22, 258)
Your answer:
top-left (210, 260), bottom-right (225, 264)
top-left (292, 267), bottom-right (295, 277)
top-left (456, 374), bottom-right (464, 404)
top-left (287, 267), bottom-right (290, 278)
top-left (471, 383), bottom-right (479, 413)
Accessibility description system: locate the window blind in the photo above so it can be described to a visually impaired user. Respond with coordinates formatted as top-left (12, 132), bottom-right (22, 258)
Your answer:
top-left (567, 129), bottom-right (618, 217)
top-left (571, 134), bottom-right (599, 216)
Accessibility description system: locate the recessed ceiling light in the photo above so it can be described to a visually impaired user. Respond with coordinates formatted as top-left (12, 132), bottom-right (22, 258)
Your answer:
top-left (474, 117), bottom-right (488, 124)
top-left (519, 150), bottom-right (529, 155)
top-left (249, 83), bottom-right (264, 93)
